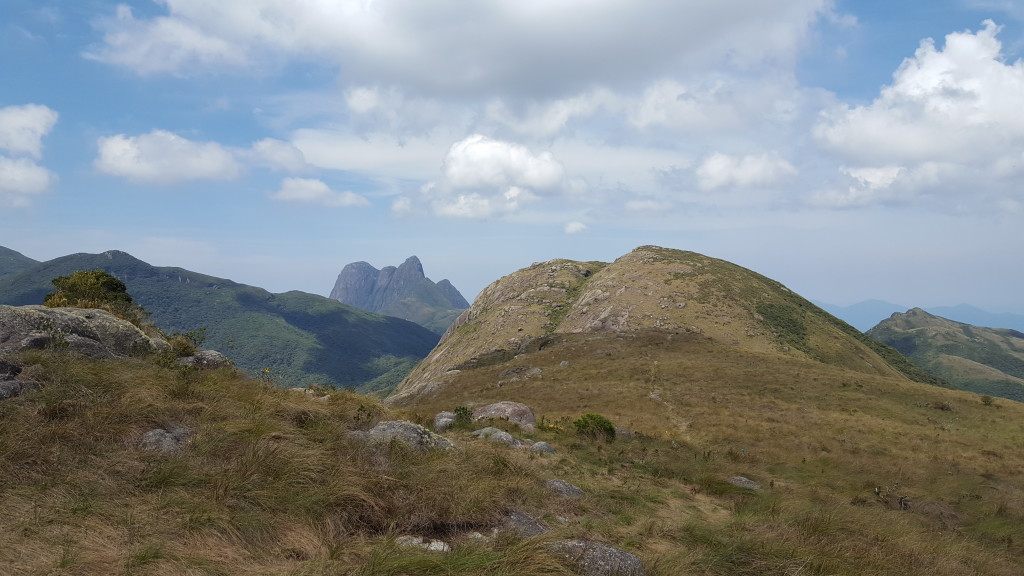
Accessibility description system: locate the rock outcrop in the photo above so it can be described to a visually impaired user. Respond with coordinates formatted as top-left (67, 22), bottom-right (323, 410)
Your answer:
top-left (0, 305), bottom-right (166, 359)
top-left (329, 256), bottom-right (469, 334)
top-left (363, 420), bottom-right (455, 452)
top-left (472, 400), bottom-right (537, 431)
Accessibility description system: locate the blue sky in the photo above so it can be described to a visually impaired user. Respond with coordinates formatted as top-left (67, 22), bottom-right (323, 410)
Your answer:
top-left (1, 1), bottom-right (1023, 312)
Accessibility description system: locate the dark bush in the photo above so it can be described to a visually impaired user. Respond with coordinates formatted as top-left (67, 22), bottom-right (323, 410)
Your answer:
top-left (573, 413), bottom-right (616, 442)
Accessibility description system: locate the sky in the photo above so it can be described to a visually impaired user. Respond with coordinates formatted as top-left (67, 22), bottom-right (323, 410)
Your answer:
top-left (1, 0), bottom-right (1023, 313)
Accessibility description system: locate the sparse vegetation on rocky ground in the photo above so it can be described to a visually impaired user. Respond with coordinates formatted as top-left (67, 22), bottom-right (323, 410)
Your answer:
top-left (5, 334), bottom-right (1022, 574)
top-left (391, 329), bottom-right (1024, 575)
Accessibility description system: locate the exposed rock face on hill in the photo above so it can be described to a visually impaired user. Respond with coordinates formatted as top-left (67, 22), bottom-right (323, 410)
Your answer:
top-left (330, 256), bottom-right (469, 334)
top-left (0, 305), bottom-right (166, 358)
top-left (390, 246), bottom-right (931, 405)
top-left (867, 307), bottom-right (1024, 401)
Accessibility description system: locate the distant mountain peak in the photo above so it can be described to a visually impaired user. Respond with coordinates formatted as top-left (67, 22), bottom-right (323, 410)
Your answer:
top-left (330, 256), bottom-right (469, 334)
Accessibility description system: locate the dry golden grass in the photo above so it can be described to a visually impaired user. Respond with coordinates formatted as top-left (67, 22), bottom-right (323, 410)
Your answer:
top-left (396, 330), bottom-right (1024, 575)
top-left (4, 332), bottom-right (1024, 575)
top-left (0, 350), bottom-right (569, 575)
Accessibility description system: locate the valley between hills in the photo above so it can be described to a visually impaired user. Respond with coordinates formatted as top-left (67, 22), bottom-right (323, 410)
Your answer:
top-left (1, 244), bottom-right (1023, 575)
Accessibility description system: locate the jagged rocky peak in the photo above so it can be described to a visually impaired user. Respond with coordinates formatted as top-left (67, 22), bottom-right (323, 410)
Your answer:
top-left (330, 256), bottom-right (469, 334)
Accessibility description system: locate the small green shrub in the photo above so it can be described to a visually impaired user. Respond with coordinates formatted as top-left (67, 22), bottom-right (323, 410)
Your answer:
top-left (43, 270), bottom-right (149, 327)
top-left (453, 406), bottom-right (473, 429)
top-left (573, 413), bottom-right (616, 442)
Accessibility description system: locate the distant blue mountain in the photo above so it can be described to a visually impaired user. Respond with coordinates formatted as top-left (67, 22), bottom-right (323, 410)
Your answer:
top-left (816, 300), bottom-right (1024, 333)
top-left (813, 299), bottom-right (909, 332)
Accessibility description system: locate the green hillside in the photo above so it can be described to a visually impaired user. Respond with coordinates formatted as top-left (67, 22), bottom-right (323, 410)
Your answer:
top-left (868, 308), bottom-right (1024, 401)
top-left (0, 249), bottom-right (438, 392)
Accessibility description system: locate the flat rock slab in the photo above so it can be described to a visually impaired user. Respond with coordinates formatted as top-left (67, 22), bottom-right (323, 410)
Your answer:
top-left (549, 540), bottom-right (645, 576)
top-left (728, 476), bottom-right (762, 491)
top-left (502, 511), bottom-right (548, 537)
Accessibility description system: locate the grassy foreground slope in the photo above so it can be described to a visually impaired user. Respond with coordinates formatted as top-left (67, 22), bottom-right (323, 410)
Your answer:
top-left (0, 249), bottom-right (438, 392)
top-left (868, 308), bottom-right (1024, 401)
top-left (4, 339), bottom-right (1024, 574)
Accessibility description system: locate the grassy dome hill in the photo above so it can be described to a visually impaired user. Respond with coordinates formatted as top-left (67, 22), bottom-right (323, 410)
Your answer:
top-left (392, 245), bottom-right (937, 407)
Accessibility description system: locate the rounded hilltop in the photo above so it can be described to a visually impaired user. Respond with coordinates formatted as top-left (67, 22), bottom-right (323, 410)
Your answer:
top-left (391, 245), bottom-right (919, 406)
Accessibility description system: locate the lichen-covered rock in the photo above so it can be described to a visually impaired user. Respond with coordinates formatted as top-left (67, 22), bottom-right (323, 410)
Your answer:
top-left (531, 441), bottom-right (556, 454)
top-left (0, 305), bottom-right (161, 359)
top-left (502, 511), bottom-right (548, 537)
top-left (177, 349), bottom-right (232, 370)
top-left (472, 427), bottom-right (521, 447)
top-left (434, 411), bottom-right (456, 431)
top-left (547, 479), bottom-right (586, 499)
top-left (549, 540), bottom-right (645, 576)
top-left (366, 420), bottom-right (455, 451)
top-left (472, 401), bottom-right (537, 431)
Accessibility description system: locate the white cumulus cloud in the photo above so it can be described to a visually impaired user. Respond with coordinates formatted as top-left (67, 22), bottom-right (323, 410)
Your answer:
top-left (0, 104), bottom-right (58, 158)
top-left (442, 134), bottom-right (565, 192)
top-left (696, 152), bottom-right (797, 190)
top-left (813, 20), bottom-right (1024, 208)
top-left (423, 134), bottom-right (568, 219)
top-left (95, 130), bottom-right (242, 184)
top-left (270, 177), bottom-right (369, 207)
top-left (0, 157), bottom-right (57, 207)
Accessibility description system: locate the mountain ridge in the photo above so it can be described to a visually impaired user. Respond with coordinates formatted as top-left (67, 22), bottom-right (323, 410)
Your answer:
top-left (0, 247), bottom-right (439, 392)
